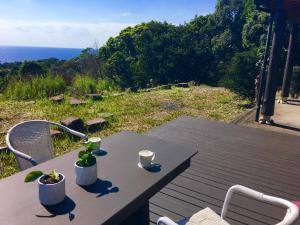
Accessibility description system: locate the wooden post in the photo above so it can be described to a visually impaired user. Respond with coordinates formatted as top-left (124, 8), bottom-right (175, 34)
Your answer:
top-left (281, 24), bottom-right (298, 100)
top-left (255, 15), bottom-right (273, 122)
top-left (261, 8), bottom-right (286, 119)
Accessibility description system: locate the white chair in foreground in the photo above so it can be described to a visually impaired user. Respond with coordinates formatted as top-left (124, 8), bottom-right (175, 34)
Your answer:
top-left (6, 120), bottom-right (88, 170)
top-left (157, 185), bottom-right (299, 225)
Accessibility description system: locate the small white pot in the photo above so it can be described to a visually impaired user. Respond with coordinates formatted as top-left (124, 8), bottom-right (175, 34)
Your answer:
top-left (75, 161), bottom-right (97, 186)
top-left (38, 174), bottom-right (66, 206)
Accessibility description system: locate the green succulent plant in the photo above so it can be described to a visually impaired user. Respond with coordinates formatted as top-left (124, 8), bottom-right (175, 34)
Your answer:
top-left (76, 142), bottom-right (97, 167)
top-left (24, 169), bottom-right (60, 183)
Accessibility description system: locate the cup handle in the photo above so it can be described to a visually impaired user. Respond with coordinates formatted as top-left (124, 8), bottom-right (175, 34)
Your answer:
top-left (152, 153), bottom-right (155, 161)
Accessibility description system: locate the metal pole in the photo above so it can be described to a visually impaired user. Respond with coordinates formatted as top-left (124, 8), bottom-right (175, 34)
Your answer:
top-left (255, 15), bottom-right (274, 122)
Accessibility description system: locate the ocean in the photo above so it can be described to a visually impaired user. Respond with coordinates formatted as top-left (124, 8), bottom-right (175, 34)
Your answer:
top-left (0, 46), bottom-right (82, 63)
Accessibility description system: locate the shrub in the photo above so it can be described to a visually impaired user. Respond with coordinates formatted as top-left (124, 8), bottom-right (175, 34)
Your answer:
top-left (4, 75), bottom-right (66, 100)
top-left (96, 79), bottom-right (119, 93)
top-left (71, 75), bottom-right (96, 96)
top-left (221, 49), bottom-right (259, 99)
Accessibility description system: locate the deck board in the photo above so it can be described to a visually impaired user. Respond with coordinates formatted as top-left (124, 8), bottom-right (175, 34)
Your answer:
top-left (146, 116), bottom-right (300, 225)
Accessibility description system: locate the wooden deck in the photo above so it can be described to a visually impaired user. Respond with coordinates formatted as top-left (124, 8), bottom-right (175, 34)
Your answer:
top-left (146, 116), bottom-right (300, 225)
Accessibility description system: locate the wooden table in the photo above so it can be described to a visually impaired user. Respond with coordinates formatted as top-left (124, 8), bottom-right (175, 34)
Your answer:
top-left (0, 131), bottom-right (197, 225)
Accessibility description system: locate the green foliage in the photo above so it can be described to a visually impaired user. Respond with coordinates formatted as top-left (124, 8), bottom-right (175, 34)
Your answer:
top-left (24, 171), bottom-right (44, 182)
top-left (71, 75), bottom-right (96, 96)
top-left (0, 0), bottom-right (279, 99)
top-left (19, 61), bottom-right (47, 77)
top-left (24, 170), bottom-right (60, 183)
top-left (221, 49), bottom-right (259, 98)
top-left (76, 142), bottom-right (97, 167)
top-left (4, 75), bottom-right (66, 100)
top-left (96, 79), bottom-right (119, 93)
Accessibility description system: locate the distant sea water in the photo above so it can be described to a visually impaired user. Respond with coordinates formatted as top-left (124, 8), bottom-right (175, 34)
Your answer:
top-left (0, 46), bottom-right (82, 63)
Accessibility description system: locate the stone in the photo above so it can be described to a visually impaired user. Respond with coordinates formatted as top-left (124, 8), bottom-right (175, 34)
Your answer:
top-left (70, 97), bottom-right (87, 106)
top-left (50, 129), bottom-right (63, 139)
top-left (97, 113), bottom-right (114, 120)
top-left (160, 102), bottom-right (181, 111)
top-left (176, 83), bottom-right (189, 88)
top-left (60, 117), bottom-right (85, 133)
top-left (50, 95), bottom-right (64, 103)
top-left (85, 94), bottom-right (103, 101)
top-left (160, 84), bottom-right (172, 90)
top-left (111, 93), bottom-right (123, 97)
top-left (0, 146), bottom-right (7, 152)
top-left (86, 118), bottom-right (107, 132)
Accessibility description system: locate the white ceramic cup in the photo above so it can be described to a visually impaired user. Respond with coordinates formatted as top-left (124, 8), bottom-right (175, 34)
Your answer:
top-left (139, 150), bottom-right (155, 168)
top-left (88, 137), bottom-right (101, 150)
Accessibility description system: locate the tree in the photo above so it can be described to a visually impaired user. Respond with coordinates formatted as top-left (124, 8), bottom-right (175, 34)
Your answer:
top-left (19, 61), bottom-right (46, 77)
top-left (222, 49), bottom-right (259, 98)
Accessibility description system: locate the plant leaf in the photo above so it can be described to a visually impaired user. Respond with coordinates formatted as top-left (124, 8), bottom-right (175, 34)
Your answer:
top-left (48, 170), bottom-right (59, 181)
top-left (78, 150), bottom-right (86, 159)
top-left (83, 142), bottom-right (98, 152)
top-left (24, 171), bottom-right (44, 182)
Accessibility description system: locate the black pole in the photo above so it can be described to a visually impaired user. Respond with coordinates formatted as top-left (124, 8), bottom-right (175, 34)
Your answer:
top-left (261, 8), bottom-right (287, 118)
top-left (281, 24), bottom-right (298, 99)
top-left (255, 15), bottom-right (274, 122)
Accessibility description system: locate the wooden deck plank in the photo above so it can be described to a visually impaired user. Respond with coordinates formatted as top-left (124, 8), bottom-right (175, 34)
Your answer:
top-left (147, 117), bottom-right (300, 225)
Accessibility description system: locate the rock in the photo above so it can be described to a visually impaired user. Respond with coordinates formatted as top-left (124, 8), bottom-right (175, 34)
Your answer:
top-left (85, 94), bottom-right (103, 101)
top-left (98, 113), bottom-right (114, 120)
top-left (86, 118), bottom-right (107, 132)
top-left (176, 83), bottom-right (189, 88)
top-left (50, 95), bottom-right (64, 103)
top-left (70, 97), bottom-right (87, 106)
top-left (60, 117), bottom-right (85, 133)
top-left (111, 93), bottom-right (123, 97)
top-left (160, 102), bottom-right (181, 111)
top-left (0, 146), bottom-right (7, 152)
top-left (160, 84), bottom-right (172, 90)
top-left (50, 129), bottom-right (63, 139)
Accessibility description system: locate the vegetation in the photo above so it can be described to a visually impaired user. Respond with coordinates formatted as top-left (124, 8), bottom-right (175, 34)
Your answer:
top-left (0, 85), bottom-right (251, 179)
top-left (24, 170), bottom-right (60, 183)
top-left (0, 0), bottom-right (272, 99)
top-left (5, 75), bottom-right (66, 100)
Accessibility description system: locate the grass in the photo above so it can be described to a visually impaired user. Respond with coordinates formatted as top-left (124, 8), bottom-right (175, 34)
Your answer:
top-left (0, 85), bottom-right (251, 179)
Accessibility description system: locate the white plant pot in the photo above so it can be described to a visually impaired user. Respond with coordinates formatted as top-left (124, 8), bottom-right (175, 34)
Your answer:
top-left (75, 161), bottom-right (97, 186)
top-left (38, 174), bottom-right (66, 206)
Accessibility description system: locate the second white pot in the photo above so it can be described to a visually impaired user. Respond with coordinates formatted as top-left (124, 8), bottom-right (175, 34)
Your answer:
top-left (75, 161), bottom-right (98, 186)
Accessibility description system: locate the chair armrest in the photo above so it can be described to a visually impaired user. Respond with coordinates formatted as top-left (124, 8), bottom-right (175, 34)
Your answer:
top-left (5, 136), bottom-right (37, 166)
top-left (48, 121), bottom-right (88, 141)
top-left (157, 217), bottom-right (178, 225)
top-left (221, 185), bottom-right (299, 225)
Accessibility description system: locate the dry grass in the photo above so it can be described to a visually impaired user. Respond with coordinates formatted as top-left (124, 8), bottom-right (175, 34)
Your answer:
top-left (0, 85), bottom-right (251, 179)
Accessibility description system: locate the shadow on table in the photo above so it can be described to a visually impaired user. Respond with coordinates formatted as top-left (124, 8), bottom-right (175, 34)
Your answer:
top-left (81, 179), bottom-right (119, 198)
top-left (145, 163), bottom-right (161, 173)
top-left (92, 148), bottom-right (108, 157)
top-left (36, 196), bottom-right (76, 221)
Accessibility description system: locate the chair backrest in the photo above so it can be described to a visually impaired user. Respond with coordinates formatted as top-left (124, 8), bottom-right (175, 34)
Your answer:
top-left (7, 120), bottom-right (54, 170)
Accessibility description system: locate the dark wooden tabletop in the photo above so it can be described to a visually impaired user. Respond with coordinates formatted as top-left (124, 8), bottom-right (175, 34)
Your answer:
top-left (0, 131), bottom-right (197, 225)
top-left (146, 116), bottom-right (300, 225)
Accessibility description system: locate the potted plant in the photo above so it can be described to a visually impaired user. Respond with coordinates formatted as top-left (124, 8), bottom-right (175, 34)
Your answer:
top-left (25, 170), bottom-right (65, 206)
top-left (75, 142), bottom-right (98, 186)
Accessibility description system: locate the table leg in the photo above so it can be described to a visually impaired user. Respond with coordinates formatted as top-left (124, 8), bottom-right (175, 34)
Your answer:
top-left (120, 201), bottom-right (150, 225)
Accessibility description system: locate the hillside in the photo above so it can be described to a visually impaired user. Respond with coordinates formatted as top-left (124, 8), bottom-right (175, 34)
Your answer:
top-left (0, 85), bottom-right (251, 178)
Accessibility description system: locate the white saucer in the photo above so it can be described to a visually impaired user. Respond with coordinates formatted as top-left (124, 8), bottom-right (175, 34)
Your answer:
top-left (137, 162), bottom-right (153, 169)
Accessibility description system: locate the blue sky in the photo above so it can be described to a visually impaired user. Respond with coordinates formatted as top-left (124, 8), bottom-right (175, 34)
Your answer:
top-left (0, 0), bottom-right (217, 48)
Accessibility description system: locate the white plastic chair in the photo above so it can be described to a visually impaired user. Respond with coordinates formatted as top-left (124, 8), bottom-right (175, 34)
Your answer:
top-left (157, 185), bottom-right (299, 225)
top-left (6, 120), bottom-right (88, 170)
